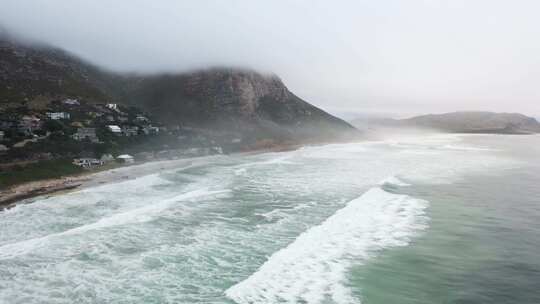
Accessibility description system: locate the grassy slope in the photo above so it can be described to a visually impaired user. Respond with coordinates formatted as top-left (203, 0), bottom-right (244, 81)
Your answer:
top-left (0, 159), bottom-right (83, 188)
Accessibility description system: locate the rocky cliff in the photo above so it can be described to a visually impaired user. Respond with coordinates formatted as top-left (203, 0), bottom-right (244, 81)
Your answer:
top-left (125, 69), bottom-right (357, 141)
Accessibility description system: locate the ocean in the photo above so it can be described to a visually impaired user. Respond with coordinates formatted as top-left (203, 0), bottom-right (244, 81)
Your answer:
top-left (0, 134), bottom-right (539, 303)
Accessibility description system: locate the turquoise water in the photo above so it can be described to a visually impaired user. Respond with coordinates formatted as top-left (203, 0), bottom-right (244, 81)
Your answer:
top-left (0, 134), bottom-right (538, 303)
top-left (353, 136), bottom-right (540, 304)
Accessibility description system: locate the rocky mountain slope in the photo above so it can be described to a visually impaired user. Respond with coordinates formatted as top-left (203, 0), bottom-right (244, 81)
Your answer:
top-left (125, 69), bottom-right (357, 141)
top-left (0, 33), bottom-right (357, 144)
top-left (351, 111), bottom-right (540, 134)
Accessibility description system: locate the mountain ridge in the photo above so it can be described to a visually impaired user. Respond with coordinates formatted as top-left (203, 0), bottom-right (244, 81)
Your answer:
top-left (351, 111), bottom-right (540, 134)
top-left (0, 35), bottom-right (358, 143)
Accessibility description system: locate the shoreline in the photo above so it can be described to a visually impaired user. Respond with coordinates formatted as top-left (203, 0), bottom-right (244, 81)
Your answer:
top-left (0, 176), bottom-right (88, 210)
top-left (0, 156), bottom-right (218, 210)
top-left (0, 140), bottom-right (330, 210)
top-left (2, 132), bottom-right (518, 210)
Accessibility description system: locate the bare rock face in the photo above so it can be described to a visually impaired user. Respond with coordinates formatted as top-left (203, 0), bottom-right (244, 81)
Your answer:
top-left (126, 68), bottom-right (358, 141)
top-left (182, 69), bottom-right (289, 118)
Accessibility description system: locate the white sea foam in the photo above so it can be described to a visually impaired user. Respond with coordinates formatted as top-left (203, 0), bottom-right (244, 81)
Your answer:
top-left (237, 154), bottom-right (296, 169)
top-left (380, 176), bottom-right (411, 187)
top-left (0, 134), bottom-right (521, 304)
top-left (255, 202), bottom-right (316, 221)
top-left (441, 144), bottom-right (497, 151)
top-left (234, 168), bottom-right (247, 176)
top-left (226, 187), bottom-right (428, 304)
top-left (78, 173), bottom-right (173, 195)
top-left (0, 189), bottom-right (230, 260)
top-left (63, 189), bottom-right (230, 235)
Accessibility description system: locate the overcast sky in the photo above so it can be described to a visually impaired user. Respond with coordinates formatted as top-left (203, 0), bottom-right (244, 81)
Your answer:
top-left (2, 0), bottom-right (540, 118)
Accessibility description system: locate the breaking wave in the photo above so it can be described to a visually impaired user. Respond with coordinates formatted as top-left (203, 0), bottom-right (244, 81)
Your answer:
top-left (226, 186), bottom-right (428, 304)
top-left (380, 175), bottom-right (411, 187)
top-left (0, 189), bottom-right (230, 260)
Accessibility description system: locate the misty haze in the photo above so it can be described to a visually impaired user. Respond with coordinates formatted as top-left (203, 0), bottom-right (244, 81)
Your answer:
top-left (1, 1), bottom-right (540, 304)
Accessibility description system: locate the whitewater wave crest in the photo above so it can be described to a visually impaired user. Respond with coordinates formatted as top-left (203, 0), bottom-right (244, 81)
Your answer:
top-left (226, 186), bottom-right (428, 304)
top-left (0, 189), bottom-right (230, 260)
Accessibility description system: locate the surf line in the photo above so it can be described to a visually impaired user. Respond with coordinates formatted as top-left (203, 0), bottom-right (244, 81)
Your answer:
top-left (226, 184), bottom-right (428, 304)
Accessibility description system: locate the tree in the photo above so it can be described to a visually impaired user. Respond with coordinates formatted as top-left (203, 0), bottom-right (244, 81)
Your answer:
top-left (43, 119), bottom-right (65, 133)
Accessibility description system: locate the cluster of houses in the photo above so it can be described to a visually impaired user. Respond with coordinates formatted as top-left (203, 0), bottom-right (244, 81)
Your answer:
top-left (0, 114), bottom-right (43, 137)
top-left (72, 153), bottom-right (134, 169)
top-left (71, 146), bottom-right (227, 169)
top-left (0, 99), bottom-right (166, 148)
top-left (1, 98), bottom-right (228, 169)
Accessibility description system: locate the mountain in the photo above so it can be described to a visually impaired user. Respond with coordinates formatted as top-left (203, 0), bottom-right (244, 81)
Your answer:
top-left (403, 112), bottom-right (540, 134)
top-left (351, 112), bottom-right (540, 134)
top-left (0, 32), bottom-right (121, 105)
top-left (0, 34), bottom-right (357, 144)
top-left (123, 69), bottom-right (357, 142)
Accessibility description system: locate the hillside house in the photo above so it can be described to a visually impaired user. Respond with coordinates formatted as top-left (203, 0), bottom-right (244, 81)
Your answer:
top-left (122, 126), bottom-right (139, 137)
top-left (107, 125), bottom-right (122, 135)
top-left (106, 104), bottom-right (118, 111)
top-left (73, 158), bottom-right (103, 168)
top-left (142, 126), bottom-right (160, 135)
top-left (72, 128), bottom-right (99, 142)
top-left (46, 112), bottom-right (70, 120)
top-left (63, 99), bottom-right (80, 106)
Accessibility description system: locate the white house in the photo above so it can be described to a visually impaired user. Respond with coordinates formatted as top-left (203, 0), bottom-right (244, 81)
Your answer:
top-left (106, 103), bottom-right (118, 111)
top-left (46, 112), bottom-right (70, 120)
top-left (122, 126), bottom-right (139, 137)
top-left (73, 158), bottom-right (103, 168)
top-left (142, 126), bottom-right (160, 135)
top-left (116, 154), bottom-right (134, 164)
top-left (107, 125), bottom-right (122, 135)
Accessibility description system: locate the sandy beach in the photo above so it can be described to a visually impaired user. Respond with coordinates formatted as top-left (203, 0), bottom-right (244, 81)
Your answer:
top-left (0, 140), bottom-right (343, 210)
top-left (0, 155), bottom-right (223, 210)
